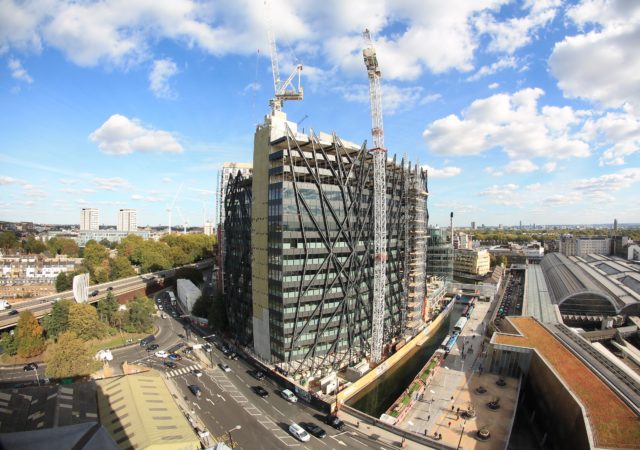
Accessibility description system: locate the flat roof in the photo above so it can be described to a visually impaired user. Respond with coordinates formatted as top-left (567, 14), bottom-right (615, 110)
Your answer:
top-left (494, 317), bottom-right (640, 449)
top-left (525, 264), bottom-right (559, 323)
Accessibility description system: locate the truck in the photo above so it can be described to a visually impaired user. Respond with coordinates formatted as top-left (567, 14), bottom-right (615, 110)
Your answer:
top-left (0, 300), bottom-right (11, 310)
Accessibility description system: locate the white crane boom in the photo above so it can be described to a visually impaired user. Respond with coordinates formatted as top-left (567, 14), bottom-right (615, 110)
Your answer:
top-left (265, 0), bottom-right (303, 113)
top-left (167, 182), bottom-right (184, 234)
top-left (363, 29), bottom-right (387, 364)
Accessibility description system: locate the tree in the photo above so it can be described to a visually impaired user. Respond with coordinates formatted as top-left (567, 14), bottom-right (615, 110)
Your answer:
top-left (0, 231), bottom-right (18, 251)
top-left (208, 290), bottom-right (228, 332)
top-left (55, 272), bottom-right (71, 292)
top-left (0, 332), bottom-right (18, 356)
top-left (191, 295), bottom-right (211, 318)
top-left (497, 255), bottom-right (509, 267)
top-left (126, 296), bottom-right (156, 333)
top-left (175, 267), bottom-right (204, 285)
top-left (83, 240), bottom-right (110, 268)
top-left (47, 237), bottom-right (80, 257)
top-left (109, 256), bottom-right (136, 280)
top-left (22, 236), bottom-right (47, 254)
top-left (97, 291), bottom-right (119, 326)
top-left (68, 303), bottom-right (108, 340)
top-left (45, 331), bottom-right (95, 379)
top-left (42, 299), bottom-right (73, 339)
top-left (15, 310), bottom-right (45, 358)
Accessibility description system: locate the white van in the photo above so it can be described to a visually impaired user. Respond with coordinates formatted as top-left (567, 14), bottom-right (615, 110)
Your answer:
top-left (281, 389), bottom-right (297, 403)
top-left (288, 423), bottom-right (310, 442)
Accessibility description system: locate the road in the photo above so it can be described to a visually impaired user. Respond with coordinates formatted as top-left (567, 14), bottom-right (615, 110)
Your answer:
top-left (0, 258), bottom-right (214, 330)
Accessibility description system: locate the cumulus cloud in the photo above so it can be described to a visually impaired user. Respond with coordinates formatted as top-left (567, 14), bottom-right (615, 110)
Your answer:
top-left (484, 166), bottom-right (504, 177)
top-left (467, 57), bottom-right (517, 81)
top-left (542, 162), bottom-right (557, 172)
top-left (488, 82), bottom-right (499, 89)
top-left (94, 177), bottom-right (130, 191)
top-left (550, 0), bottom-right (640, 110)
top-left (8, 57), bottom-right (33, 83)
top-left (572, 167), bottom-right (640, 202)
top-left (423, 88), bottom-right (590, 160)
top-left (338, 83), bottom-right (440, 115)
top-left (580, 111), bottom-right (640, 165)
top-left (149, 58), bottom-right (178, 99)
top-left (504, 159), bottom-right (538, 173)
top-left (161, 177), bottom-right (173, 183)
top-left (478, 183), bottom-right (522, 206)
top-left (422, 164), bottom-right (462, 178)
top-left (89, 114), bottom-right (184, 155)
top-left (0, 176), bottom-right (23, 185)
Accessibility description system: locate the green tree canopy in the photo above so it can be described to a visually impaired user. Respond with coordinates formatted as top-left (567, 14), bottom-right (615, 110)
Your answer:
top-left (109, 255), bottom-right (136, 280)
top-left (175, 267), bottom-right (204, 285)
top-left (191, 294), bottom-right (210, 318)
top-left (43, 299), bottom-right (73, 339)
top-left (125, 296), bottom-right (156, 333)
top-left (208, 290), bottom-right (228, 332)
top-left (0, 231), bottom-right (18, 251)
top-left (55, 272), bottom-right (71, 292)
top-left (0, 332), bottom-right (18, 356)
top-left (15, 310), bottom-right (45, 358)
top-left (83, 240), bottom-right (110, 267)
top-left (45, 331), bottom-right (95, 379)
top-left (22, 236), bottom-right (47, 254)
top-left (68, 303), bottom-right (108, 340)
top-left (97, 291), bottom-right (119, 326)
top-left (47, 237), bottom-right (80, 257)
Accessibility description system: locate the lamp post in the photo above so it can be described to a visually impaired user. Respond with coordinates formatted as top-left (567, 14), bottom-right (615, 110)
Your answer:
top-left (227, 425), bottom-right (241, 448)
top-left (456, 419), bottom-right (467, 450)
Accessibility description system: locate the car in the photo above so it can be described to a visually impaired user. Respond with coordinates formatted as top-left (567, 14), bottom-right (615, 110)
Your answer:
top-left (184, 347), bottom-right (193, 354)
top-left (164, 361), bottom-right (177, 369)
top-left (168, 353), bottom-right (182, 361)
top-left (23, 363), bottom-right (38, 371)
top-left (252, 386), bottom-right (269, 397)
top-left (146, 344), bottom-right (159, 351)
top-left (155, 350), bottom-right (169, 358)
top-left (302, 423), bottom-right (327, 439)
top-left (8, 309), bottom-right (18, 316)
top-left (192, 369), bottom-right (203, 377)
top-left (90, 290), bottom-right (99, 297)
top-left (281, 389), bottom-right (297, 403)
top-left (227, 352), bottom-right (239, 360)
top-left (202, 343), bottom-right (212, 352)
top-left (158, 304), bottom-right (163, 310)
top-left (288, 423), bottom-right (310, 442)
top-left (252, 370), bottom-right (266, 381)
top-left (177, 333), bottom-right (185, 339)
top-left (188, 384), bottom-right (202, 398)
top-left (324, 415), bottom-right (345, 431)
top-left (219, 363), bottom-right (231, 373)
top-left (107, 287), bottom-right (113, 291)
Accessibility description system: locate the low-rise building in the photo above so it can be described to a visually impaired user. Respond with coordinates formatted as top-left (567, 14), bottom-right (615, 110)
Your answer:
top-left (76, 230), bottom-right (150, 247)
top-left (559, 235), bottom-right (611, 257)
top-left (454, 248), bottom-right (491, 276)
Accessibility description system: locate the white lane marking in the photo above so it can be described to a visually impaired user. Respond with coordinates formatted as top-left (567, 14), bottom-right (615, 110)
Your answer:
top-left (272, 406), bottom-right (285, 417)
top-left (329, 436), bottom-right (346, 447)
top-left (192, 402), bottom-right (201, 410)
top-left (206, 398), bottom-right (215, 406)
top-left (216, 394), bottom-right (226, 402)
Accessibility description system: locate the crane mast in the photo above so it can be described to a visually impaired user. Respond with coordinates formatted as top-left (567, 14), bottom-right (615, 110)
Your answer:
top-left (363, 29), bottom-right (387, 364)
top-left (266, 0), bottom-right (303, 113)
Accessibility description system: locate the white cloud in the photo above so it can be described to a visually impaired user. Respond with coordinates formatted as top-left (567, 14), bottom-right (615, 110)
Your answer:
top-left (131, 194), bottom-right (162, 202)
top-left (0, 176), bottom-right (23, 185)
top-left (161, 177), bottom-right (173, 183)
top-left (475, 1), bottom-right (560, 54)
top-left (550, 0), bottom-right (640, 111)
top-left (572, 167), bottom-right (640, 202)
top-left (7, 57), bottom-right (33, 83)
top-left (484, 166), bottom-right (504, 177)
top-left (542, 162), bottom-right (557, 172)
top-left (90, 114), bottom-right (184, 155)
top-left (488, 82), bottom-right (499, 89)
top-left (467, 57), bottom-right (517, 81)
top-left (478, 183), bottom-right (522, 206)
top-left (580, 111), bottom-right (640, 165)
top-left (338, 83), bottom-right (440, 115)
top-left (59, 178), bottom-right (78, 185)
top-left (94, 177), bottom-right (130, 191)
top-left (422, 164), bottom-right (462, 178)
top-left (423, 88), bottom-right (590, 160)
top-left (243, 82), bottom-right (261, 93)
top-left (504, 159), bottom-right (538, 173)
top-left (149, 58), bottom-right (178, 99)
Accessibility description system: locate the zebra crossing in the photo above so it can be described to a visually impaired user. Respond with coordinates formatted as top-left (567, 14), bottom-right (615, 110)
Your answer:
top-left (165, 364), bottom-right (201, 378)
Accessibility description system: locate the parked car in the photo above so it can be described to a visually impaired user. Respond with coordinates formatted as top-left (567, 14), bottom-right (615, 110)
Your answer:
top-left (146, 344), bottom-right (159, 351)
top-left (302, 423), bottom-right (327, 439)
top-left (324, 415), bottom-right (345, 431)
top-left (252, 386), bottom-right (269, 397)
top-left (107, 287), bottom-right (113, 291)
top-left (202, 343), bottom-right (212, 352)
top-left (281, 389), bottom-right (297, 403)
top-left (227, 352), bottom-right (239, 360)
top-left (188, 384), bottom-right (202, 398)
top-left (90, 290), bottom-right (99, 297)
top-left (8, 309), bottom-right (18, 316)
top-left (155, 350), bottom-right (169, 358)
top-left (23, 363), bottom-right (38, 371)
top-left (164, 361), bottom-right (177, 369)
top-left (192, 369), bottom-right (203, 377)
top-left (251, 370), bottom-right (266, 381)
top-left (219, 363), bottom-right (231, 373)
top-left (168, 353), bottom-right (182, 361)
top-left (288, 423), bottom-right (310, 442)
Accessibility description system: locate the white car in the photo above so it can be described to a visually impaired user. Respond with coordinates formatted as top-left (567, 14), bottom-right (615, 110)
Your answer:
top-left (155, 350), bottom-right (169, 358)
top-left (192, 369), bottom-right (203, 377)
top-left (281, 389), bottom-right (297, 403)
top-left (219, 363), bottom-right (231, 373)
top-left (288, 423), bottom-right (310, 442)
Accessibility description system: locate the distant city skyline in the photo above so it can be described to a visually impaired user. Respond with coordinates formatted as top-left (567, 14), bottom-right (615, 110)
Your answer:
top-left (1, 1), bottom-right (639, 226)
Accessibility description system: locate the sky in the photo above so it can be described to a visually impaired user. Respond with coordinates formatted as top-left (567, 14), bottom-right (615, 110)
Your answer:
top-left (1, 0), bottom-right (639, 228)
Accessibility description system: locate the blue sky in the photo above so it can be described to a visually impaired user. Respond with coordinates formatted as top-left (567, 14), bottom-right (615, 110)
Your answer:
top-left (1, 0), bottom-right (639, 228)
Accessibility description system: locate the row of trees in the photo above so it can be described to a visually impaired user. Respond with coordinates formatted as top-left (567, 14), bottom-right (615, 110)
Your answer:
top-left (0, 293), bottom-right (156, 378)
top-left (0, 232), bottom-right (80, 256)
top-left (473, 227), bottom-right (640, 244)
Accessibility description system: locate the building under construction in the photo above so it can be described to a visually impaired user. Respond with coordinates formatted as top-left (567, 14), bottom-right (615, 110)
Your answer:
top-left (223, 112), bottom-right (428, 376)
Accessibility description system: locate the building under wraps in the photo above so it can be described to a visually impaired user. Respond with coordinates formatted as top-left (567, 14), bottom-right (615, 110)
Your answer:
top-left (224, 112), bottom-right (428, 377)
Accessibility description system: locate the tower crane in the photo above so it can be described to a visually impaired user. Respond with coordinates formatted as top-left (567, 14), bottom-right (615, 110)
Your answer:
top-left (166, 182), bottom-right (184, 234)
top-left (363, 29), bottom-right (387, 364)
top-left (265, 0), bottom-right (303, 113)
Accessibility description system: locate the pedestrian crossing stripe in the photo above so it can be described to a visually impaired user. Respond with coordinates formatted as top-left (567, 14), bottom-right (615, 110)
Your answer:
top-left (165, 364), bottom-right (201, 378)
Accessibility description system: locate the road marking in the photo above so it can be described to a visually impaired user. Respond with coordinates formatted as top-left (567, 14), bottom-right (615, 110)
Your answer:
top-left (216, 394), bottom-right (226, 402)
top-left (329, 436), bottom-right (346, 447)
top-left (272, 406), bottom-right (285, 417)
top-left (192, 402), bottom-right (201, 410)
top-left (206, 398), bottom-right (215, 406)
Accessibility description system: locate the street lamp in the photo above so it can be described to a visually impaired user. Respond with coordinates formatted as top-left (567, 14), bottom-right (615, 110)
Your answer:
top-left (456, 419), bottom-right (467, 450)
top-left (227, 425), bottom-right (241, 448)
